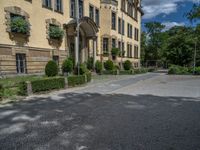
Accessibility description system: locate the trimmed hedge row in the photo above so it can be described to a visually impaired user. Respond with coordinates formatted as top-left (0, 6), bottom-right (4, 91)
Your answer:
top-left (0, 84), bottom-right (4, 100)
top-left (31, 77), bottom-right (65, 93)
top-left (18, 77), bottom-right (65, 95)
top-left (67, 75), bottom-right (86, 87)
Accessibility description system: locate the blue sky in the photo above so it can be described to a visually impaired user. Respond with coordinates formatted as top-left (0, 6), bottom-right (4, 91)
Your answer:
top-left (142, 0), bottom-right (200, 31)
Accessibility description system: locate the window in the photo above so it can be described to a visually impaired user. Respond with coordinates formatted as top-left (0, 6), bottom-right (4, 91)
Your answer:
top-left (79, 0), bottom-right (84, 18)
top-left (70, 0), bottom-right (83, 18)
top-left (103, 38), bottom-right (109, 54)
top-left (112, 38), bottom-right (116, 48)
top-left (121, 0), bottom-right (126, 11)
top-left (135, 28), bottom-right (139, 41)
top-left (111, 12), bottom-right (116, 30)
top-left (127, 44), bottom-right (132, 58)
top-left (134, 45), bottom-right (139, 58)
top-left (95, 9), bottom-right (99, 26)
top-left (122, 19), bottom-right (125, 35)
top-left (118, 18), bottom-right (121, 34)
top-left (16, 54), bottom-right (27, 74)
top-left (43, 0), bottom-right (52, 8)
top-left (55, 0), bottom-right (63, 12)
top-left (89, 5), bottom-right (94, 20)
top-left (53, 56), bottom-right (59, 65)
top-left (118, 41), bottom-right (121, 49)
top-left (70, 0), bottom-right (75, 18)
top-left (127, 23), bottom-right (133, 38)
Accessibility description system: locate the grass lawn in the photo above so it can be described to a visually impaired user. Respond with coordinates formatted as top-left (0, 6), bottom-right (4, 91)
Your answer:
top-left (0, 75), bottom-right (43, 99)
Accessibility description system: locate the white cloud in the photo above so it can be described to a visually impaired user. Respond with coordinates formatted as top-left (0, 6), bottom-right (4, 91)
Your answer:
top-left (142, 0), bottom-right (200, 19)
top-left (162, 21), bottom-right (185, 30)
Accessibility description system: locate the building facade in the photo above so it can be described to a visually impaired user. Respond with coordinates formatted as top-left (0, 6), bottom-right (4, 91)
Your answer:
top-left (0, 0), bottom-right (143, 75)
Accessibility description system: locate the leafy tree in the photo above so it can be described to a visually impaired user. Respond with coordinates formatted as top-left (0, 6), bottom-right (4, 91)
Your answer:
top-left (144, 22), bottom-right (166, 64)
top-left (186, 4), bottom-right (200, 22)
top-left (165, 26), bottom-right (194, 66)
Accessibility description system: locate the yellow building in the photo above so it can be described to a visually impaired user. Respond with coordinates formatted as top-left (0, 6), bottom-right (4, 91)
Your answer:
top-left (0, 0), bottom-right (143, 75)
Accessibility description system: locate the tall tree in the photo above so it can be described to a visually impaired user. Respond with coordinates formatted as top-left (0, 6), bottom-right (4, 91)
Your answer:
top-left (144, 22), bottom-right (165, 66)
top-left (186, 4), bottom-right (200, 22)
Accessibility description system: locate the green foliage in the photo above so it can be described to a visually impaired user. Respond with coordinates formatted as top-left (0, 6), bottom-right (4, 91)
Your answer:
top-left (86, 72), bottom-right (92, 82)
top-left (111, 48), bottom-right (120, 56)
top-left (186, 4), bottom-right (200, 22)
top-left (18, 82), bottom-right (27, 96)
top-left (87, 57), bottom-right (94, 70)
top-left (0, 84), bottom-right (4, 100)
top-left (102, 70), bottom-right (118, 75)
top-left (168, 65), bottom-right (189, 75)
top-left (49, 25), bottom-right (64, 40)
top-left (104, 60), bottom-right (114, 71)
top-left (62, 58), bottom-right (73, 74)
top-left (134, 68), bottom-right (148, 74)
top-left (95, 60), bottom-right (103, 74)
top-left (67, 75), bottom-right (86, 87)
top-left (31, 77), bottom-right (65, 93)
top-left (45, 60), bottom-right (59, 77)
top-left (74, 63), bottom-right (88, 75)
top-left (123, 60), bottom-right (132, 70)
top-left (10, 17), bottom-right (29, 34)
top-left (196, 67), bottom-right (200, 75)
top-left (119, 70), bottom-right (133, 75)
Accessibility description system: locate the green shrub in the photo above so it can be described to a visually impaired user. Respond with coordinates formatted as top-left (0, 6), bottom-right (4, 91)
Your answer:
top-left (168, 65), bottom-right (189, 75)
top-left (62, 58), bottom-right (73, 74)
top-left (148, 68), bottom-right (156, 72)
top-left (102, 70), bottom-right (118, 75)
top-left (49, 25), bottom-right (64, 40)
top-left (195, 67), bottom-right (200, 75)
top-left (18, 81), bottom-right (27, 96)
top-left (111, 48), bottom-right (120, 56)
top-left (86, 72), bottom-right (92, 82)
top-left (104, 60), bottom-right (114, 71)
top-left (0, 84), bottom-right (4, 100)
top-left (74, 63), bottom-right (88, 75)
top-left (67, 75), bottom-right (86, 87)
top-left (45, 60), bottom-right (59, 77)
top-left (31, 77), bottom-right (65, 93)
top-left (10, 16), bottom-right (30, 34)
top-left (95, 60), bottom-right (103, 74)
top-left (87, 57), bottom-right (94, 70)
top-left (119, 70), bottom-right (133, 75)
top-left (123, 60), bottom-right (132, 70)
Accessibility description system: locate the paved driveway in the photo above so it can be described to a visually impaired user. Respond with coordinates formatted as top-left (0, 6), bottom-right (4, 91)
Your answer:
top-left (0, 73), bottom-right (200, 150)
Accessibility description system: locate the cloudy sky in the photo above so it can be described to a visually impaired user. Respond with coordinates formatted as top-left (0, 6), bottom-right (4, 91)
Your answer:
top-left (142, 0), bottom-right (200, 30)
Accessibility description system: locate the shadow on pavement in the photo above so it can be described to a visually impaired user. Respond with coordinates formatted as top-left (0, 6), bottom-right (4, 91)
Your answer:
top-left (0, 93), bottom-right (200, 150)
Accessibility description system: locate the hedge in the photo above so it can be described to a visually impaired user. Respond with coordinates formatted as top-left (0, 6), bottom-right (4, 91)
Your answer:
top-left (86, 72), bottom-right (92, 82)
top-left (119, 70), bottom-right (133, 75)
top-left (31, 77), bottom-right (65, 93)
top-left (67, 75), bottom-right (86, 87)
top-left (0, 84), bottom-right (4, 100)
top-left (168, 65), bottom-right (200, 75)
top-left (18, 81), bottom-right (28, 96)
top-left (102, 70), bottom-right (118, 75)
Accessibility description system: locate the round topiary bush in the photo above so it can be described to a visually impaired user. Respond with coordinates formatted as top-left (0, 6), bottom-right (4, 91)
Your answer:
top-left (62, 58), bottom-right (73, 74)
top-left (123, 60), bottom-right (132, 70)
top-left (95, 60), bottom-right (103, 74)
top-left (45, 60), bottom-right (59, 77)
top-left (104, 60), bottom-right (114, 71)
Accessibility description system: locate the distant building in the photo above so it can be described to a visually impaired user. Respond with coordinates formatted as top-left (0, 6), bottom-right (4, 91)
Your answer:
top-left (0, 0), bottom-right (143, 75)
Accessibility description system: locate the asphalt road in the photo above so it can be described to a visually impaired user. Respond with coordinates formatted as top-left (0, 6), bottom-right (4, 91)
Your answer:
top-left (0, 73), bottom-right (200, 150)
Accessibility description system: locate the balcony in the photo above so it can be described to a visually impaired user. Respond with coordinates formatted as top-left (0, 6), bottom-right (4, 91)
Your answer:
top-left (100, 0), bottom-right (118, 6)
